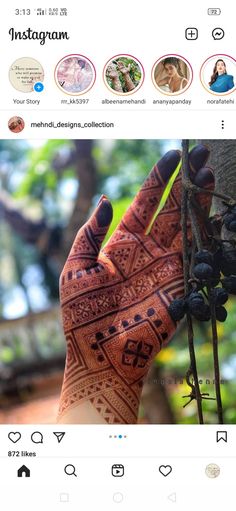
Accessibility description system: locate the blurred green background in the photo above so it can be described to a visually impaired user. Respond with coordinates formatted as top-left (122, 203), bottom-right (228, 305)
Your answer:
top-left (0, 139), bottom-right (235, 424)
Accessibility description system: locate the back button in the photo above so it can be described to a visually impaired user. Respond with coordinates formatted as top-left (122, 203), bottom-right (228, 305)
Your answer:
top-left (168, 492), bottom-right (176, 503)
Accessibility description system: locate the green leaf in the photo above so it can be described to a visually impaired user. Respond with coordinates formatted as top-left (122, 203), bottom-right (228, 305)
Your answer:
top-left (145, 159), bottom-right (182, 234)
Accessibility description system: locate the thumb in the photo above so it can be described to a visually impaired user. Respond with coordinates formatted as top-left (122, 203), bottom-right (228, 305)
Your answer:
top-left (64, 195), bottom-right (113, 273)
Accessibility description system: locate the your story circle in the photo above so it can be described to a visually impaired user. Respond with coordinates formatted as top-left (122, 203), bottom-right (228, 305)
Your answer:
top-left (9, 57), bottom-right (44, 93)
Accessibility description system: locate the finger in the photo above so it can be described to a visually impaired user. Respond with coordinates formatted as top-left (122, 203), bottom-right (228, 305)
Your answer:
top-left (189, 144), bottom-right (210, 180)
top-left (188, 144), bottom-right (214, 225)
top-left (120, 150), bottom-right (181, 234)
top-left (150, 145), bottom-right (214, 248)
top-left (192, 165), bottom-right (215, 237)
top-left (62, 196), bottom-right (113, 276)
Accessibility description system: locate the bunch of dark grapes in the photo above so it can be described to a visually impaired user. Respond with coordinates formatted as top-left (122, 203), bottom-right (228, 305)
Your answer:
top-left (220, 205), bottom-right (236, 293)
top-left (193, 249), bottom-right (220, 287)
top-left (223, 205), bottom-right (236, 233)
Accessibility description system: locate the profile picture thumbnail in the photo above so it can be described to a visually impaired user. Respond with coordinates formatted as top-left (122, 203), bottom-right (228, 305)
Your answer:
top-left (200, 54), bottom-right (236, 95)
top-left (55, 54), bottom-right (95, 95)
top-left (104, 55), bottom-right (144, 95)
top-left (8, 116), bottom-right (25, 133)
top-left (9, 58), bottom-right (44, 93)
top-left (152, 55), bottom-right (192, 95)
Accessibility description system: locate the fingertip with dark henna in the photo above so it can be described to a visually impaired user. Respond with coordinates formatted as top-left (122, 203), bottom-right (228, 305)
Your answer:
top-left (96, 199), bottom-right (113, 227)
top-left (194, 166), bottom-right (215, 190)
top-left (158, 149), bottom-right (181, 183)
top-left (189, 145), bottom-right (210, 178)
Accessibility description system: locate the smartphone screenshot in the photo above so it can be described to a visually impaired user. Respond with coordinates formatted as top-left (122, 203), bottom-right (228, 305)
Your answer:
top-left (0, 1), bottom-right (235, 509)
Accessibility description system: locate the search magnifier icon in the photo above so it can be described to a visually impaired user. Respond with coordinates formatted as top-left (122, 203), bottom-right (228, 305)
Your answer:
top-left (64, 464), bottom-right (77, 477)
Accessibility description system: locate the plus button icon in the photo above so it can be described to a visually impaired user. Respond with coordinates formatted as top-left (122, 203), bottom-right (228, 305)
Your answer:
top-left (34, 82), bottom-right (44, 92)
top-left (185, 27), bottom-right (198, 40)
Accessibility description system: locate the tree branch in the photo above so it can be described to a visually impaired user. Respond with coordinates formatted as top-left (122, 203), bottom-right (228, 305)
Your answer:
top-left (181, 139), bottom-right (204, 423)
top-left (207, 285), bottom-right (224, 424)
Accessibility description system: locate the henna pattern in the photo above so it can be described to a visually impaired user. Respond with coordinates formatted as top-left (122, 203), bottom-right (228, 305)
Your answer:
top-left (58, 145), bottom-right (215, 424)
top-left (116, 61), bottom-right (136, 91)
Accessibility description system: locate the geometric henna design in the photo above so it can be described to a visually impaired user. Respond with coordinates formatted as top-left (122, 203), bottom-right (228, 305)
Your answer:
top-left (122, 339), bottom-right (153, 368)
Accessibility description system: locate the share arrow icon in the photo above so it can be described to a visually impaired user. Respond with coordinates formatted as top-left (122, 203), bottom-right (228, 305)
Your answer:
top-left (53, 432), bottom-right (66, 443)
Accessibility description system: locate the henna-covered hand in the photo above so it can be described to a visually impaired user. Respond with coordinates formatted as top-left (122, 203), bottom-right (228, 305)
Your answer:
top-left (106, 64), bottom-right (120, 79)
top-left (58, 145), bottom-right (214, 424)
top-left (117, 61), bottom-right (131, 75)
top-left (116, 61), bottom-right (136, 91)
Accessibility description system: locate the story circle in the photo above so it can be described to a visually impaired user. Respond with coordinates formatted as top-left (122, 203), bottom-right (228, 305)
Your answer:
top-left (9, 57), bottom-right (44, 93)
top-left (152, 54), bottom-right (193, 95)
top-left (54, 54), bottom-right (96, 95)
top-left (103, 54), bottom-right (144, 95)
top-left (200, 54), bottom-right (236, 95)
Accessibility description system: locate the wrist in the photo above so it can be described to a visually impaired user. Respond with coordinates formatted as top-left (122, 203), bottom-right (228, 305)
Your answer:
top-left (58, 361), bottom-right (141, 424)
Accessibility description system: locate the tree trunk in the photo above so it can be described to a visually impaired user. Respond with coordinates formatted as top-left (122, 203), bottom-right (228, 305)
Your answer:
top-left (60, 140), bottom-right (97, 263)
top-left (0, 191), bottom-right (46, 244)
top-left (198, 140), bottom-right (236, 245)
top-left (0, 140), bottom-right (97, 268)
top-left (199, 139), bottom-right (236, 209)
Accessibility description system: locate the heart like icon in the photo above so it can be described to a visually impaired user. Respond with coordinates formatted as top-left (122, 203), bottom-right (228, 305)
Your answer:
top-left (8, 432), bottom-right (21, 444)
top-left (159, 465), bottom-right (172, 477)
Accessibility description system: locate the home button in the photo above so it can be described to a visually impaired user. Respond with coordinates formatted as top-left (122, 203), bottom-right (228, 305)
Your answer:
top-left (17, 465), bottom-right (30, 478)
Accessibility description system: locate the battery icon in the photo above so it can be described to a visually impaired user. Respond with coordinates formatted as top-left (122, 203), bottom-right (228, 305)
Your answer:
top-left (208, 8), bottom-right (221, 15)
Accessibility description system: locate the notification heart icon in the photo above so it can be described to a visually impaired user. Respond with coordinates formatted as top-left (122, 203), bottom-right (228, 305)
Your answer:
top-left (159, 465), bottom-right (172, 477)
top-left (8, 432), bottom-right (21, 443)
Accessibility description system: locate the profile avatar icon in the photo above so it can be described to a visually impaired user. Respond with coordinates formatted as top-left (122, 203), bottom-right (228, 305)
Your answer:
top-left (8, 116), bottom-right (25, 133)
top-left (209, 59), bottom-right (234, 93)
top-left (9, 58), bottom-right (44, 93)
top-left (104, 54), bottom-right (144, 95)
top-left (200, 54), bottom-right (236, 95)
top-left (55, 54), bottom-right (95, 95)
top-left (152, 55), bottom-right (192, 95)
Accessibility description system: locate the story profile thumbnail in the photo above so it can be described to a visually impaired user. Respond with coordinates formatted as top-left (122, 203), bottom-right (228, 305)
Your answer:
top-left (152, 54), bottom-right (193, 95)
top-left (103, 54), bottom-right (144, 95)
top-left (200, 54), bottom-right (236, 95)
top-left (54, 54), bottom-right (96, 95)
top-left (9, 57), bottom-right (44, 93)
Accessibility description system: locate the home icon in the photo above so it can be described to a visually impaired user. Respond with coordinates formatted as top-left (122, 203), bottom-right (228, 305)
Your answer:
top-left (17, 465), bottom-right (30, 478)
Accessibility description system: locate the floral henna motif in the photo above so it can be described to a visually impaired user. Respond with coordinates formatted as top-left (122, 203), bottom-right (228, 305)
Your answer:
top-left (58, 145), bottom-right (215, 424)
